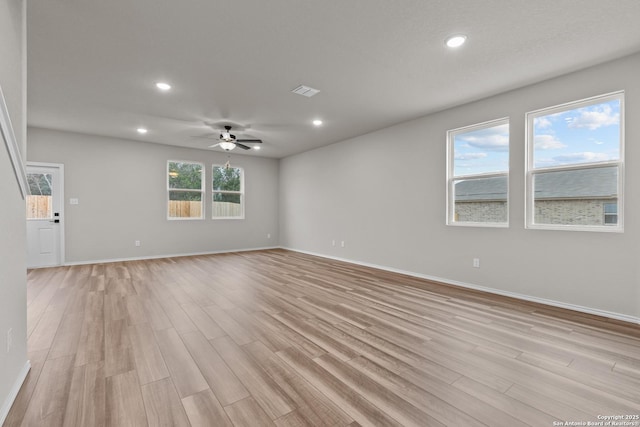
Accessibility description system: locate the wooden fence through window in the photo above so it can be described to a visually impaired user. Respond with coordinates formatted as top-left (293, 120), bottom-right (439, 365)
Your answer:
top-left (169, 200), bottom-right (241, 218)
top-left (26, 195), bottom-right (52, 219)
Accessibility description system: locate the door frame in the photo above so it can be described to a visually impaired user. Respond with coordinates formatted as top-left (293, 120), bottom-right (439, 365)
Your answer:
top-left (26, 161), bottom-right (65, 267)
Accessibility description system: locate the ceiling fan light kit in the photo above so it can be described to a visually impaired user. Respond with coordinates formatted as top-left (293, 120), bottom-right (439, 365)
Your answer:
top-left (207, 125), bottom-right (263, 151)
top-left (219, 141), bottom-right (236, 151)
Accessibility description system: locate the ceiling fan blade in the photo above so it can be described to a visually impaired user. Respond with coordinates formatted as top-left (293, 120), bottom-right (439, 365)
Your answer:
top-left (235, 139), bottom-right (262, 143)
top-left (235, 143), bottom-right (252, 150)
top-left (208, 142), bottom-right (221, 148)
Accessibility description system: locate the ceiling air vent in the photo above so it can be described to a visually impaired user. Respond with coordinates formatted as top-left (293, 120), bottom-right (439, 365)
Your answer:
top-left (291, 85), bottom-right (320, 98)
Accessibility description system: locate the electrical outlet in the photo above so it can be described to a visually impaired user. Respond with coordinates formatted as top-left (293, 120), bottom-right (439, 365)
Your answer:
top-left (473, 258), bottom-right (480, 268)
top-left (69, 198), bottom-right (79, 205)
top-left (332, 240), bottom-right (336, 246)
top-left (267, 233), bottom-right (271, 239)
top-left (135, 240), bottom-right (141, 247)
top-left (7, 328), bottom-right (12, 353)
top-left (341, 241), bottom-right (345, 248)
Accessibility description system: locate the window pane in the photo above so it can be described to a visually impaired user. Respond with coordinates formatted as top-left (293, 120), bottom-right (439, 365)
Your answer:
top-left (168, 191), bottom-right (202, 218)
top-left (213, 193), bottom-right (242, 218)
top-left (533, 99), bottom-right (620, 169)
top-left (213, 193), bottom-right (241, 203)
top-left (213, 166), bottom-right (242, 191)
top-left (453, 123), bottom-right (509, 176)
top-left (26, 173), bottom-right (53, 219)
top-left (28, 173), bottom-right (52, 195)
top-left (533, 167), bottom-right (617, 226)
top-left (453, 176), bottom-right (508, 223)
top-left (168, 162), bottom-right (202, 189)
top-left (26, 195), bottom-right (52, 219)
top-left (603, 202), bottom-right (618, 225)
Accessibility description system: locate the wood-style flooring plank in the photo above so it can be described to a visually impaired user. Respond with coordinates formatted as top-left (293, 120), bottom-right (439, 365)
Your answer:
top-left (347, 356), bottom-right (487, 427)
top-left (104, 318), bottom-right (135, 377)
top-left (155, 300), bottom-right (198, 335)
top-left (181, 302), bottom-right (226, 340)
top-left (48, 311), bottom-right (85, 360)
top-left (202, 305), bottom-right (255, 345)
top-left (154, 328), bottom-right (209, 398)
top-left (27, 307), bottom-right (66, 352)
top-left (224, 397), bottom-right (278, 427)
top-left (74, 291), bottom-right (105, 367)
top-left (182, 389), bottom-right (234, 427)
top-left (124, 295), bottom-right (147, 326)
top-left (63, 361), bottom-right (106, 427)
top-left (314, 352), bottom-right (445, 427)
top-left (272, 312), bottom-right (359, 362)
top-left (142, 296), bottom-right (173, 331)
top-left (140, 377), bottom-right (190, 427)
top-left (180, 330), bottom-right (250, 406)
top-left (211, 335), bottom-right (295, 420)
top-left (277, 346), bottom-right (403, 427)
top-left (128, 322), bottom-right (170, 385)
top-left (105, 370), bottom-right (147, 427)
top-left (244, 340), bottom-right (353, 427)
top-left (452, 375), bottom-right (557, 426)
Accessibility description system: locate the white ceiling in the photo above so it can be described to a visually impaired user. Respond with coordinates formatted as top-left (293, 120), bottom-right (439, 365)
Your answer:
top-left (27, 0), bottom-right (640, 158)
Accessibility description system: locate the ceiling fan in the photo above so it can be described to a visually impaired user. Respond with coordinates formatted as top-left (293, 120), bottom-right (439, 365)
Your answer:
top-left (207, 125), bottom-right (262, 151)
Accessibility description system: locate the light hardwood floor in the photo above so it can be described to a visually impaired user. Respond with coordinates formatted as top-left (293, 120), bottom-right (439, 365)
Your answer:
top-left (5, 249), bottom-right (640, 426)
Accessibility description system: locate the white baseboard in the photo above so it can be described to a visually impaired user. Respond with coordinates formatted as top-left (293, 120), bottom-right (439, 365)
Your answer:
top-left (281, 247), bottom-right (640, 326)
top-left (62, 246), bottom-right (280, 266)
top-left (0, 360), bottom-right (31, 426)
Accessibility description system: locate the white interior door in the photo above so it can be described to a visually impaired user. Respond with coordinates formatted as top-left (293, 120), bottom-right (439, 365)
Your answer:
top-left (26, 163), bottom-right (64, 268)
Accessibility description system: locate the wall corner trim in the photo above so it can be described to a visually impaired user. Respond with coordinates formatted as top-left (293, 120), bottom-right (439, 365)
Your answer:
top-left (281, 247), bottom-right (640, 326)
top-left (0, 360), bottom-right (31, 425)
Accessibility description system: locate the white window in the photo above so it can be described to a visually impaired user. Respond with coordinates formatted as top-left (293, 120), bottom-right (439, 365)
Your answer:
top-left (447, 118), bottom-right (509, 227)
top-left (167, 161), bottom-right (204, 220)
top-left (212, 165), bottom-right (244, 219)
top-left (526, 92), bottom-right (623, 231)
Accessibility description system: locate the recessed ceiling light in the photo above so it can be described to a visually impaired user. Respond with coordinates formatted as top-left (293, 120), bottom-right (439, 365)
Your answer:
top-left (137, 127), bottom-right (148, 134)
top-left (445, 35), bottom-right (467, 48)
top-left (312, 119), bottom-right (323, 126)
top-left (253, 146), bottom-right (261, 150)
top-left (155, 82), bottom-right (171, 91)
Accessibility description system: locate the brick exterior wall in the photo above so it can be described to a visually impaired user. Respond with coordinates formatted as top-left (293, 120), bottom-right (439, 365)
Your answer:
top-left (455, 199), bottom-right (615, 225)
top-left (534, 199), bottom-right (610, 225)
top-left (455, 201), bottom-right (508, 223)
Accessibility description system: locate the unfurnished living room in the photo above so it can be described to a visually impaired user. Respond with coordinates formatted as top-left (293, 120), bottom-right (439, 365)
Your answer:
top-left (1, 1), bottom-right (640, 426)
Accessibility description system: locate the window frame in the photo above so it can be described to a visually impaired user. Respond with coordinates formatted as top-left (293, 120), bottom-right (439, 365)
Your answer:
top-left (525, 91), bottom-right (624, 232)
top-left (212, 165), bottom-right (245, 220)
top-left (446, 117), bottom-right (510, 228)
top-left (167, 160), bottom-right (205, 221)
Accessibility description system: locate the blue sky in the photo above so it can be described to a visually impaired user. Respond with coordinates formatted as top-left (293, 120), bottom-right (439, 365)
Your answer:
top-left (453, 99), bottom-right (620, 176)
top-left (532, 99), bottom-right (620, 168)
top-left (453, 123), bottom-right (509, 176)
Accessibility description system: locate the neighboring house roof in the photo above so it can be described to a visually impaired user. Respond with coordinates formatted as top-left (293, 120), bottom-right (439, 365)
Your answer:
top-left (455, 166), bottom-right (617, 201)
top-left (455, 176), bottom-right (507, 201)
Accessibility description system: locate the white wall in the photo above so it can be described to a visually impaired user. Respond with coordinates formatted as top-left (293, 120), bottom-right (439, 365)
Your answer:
top-left (28, 128), bottom-right (279, 263)
top-left (0, 0), bottom-right (29, 422)
top-left (280, 52), bottom-right (640, 321)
